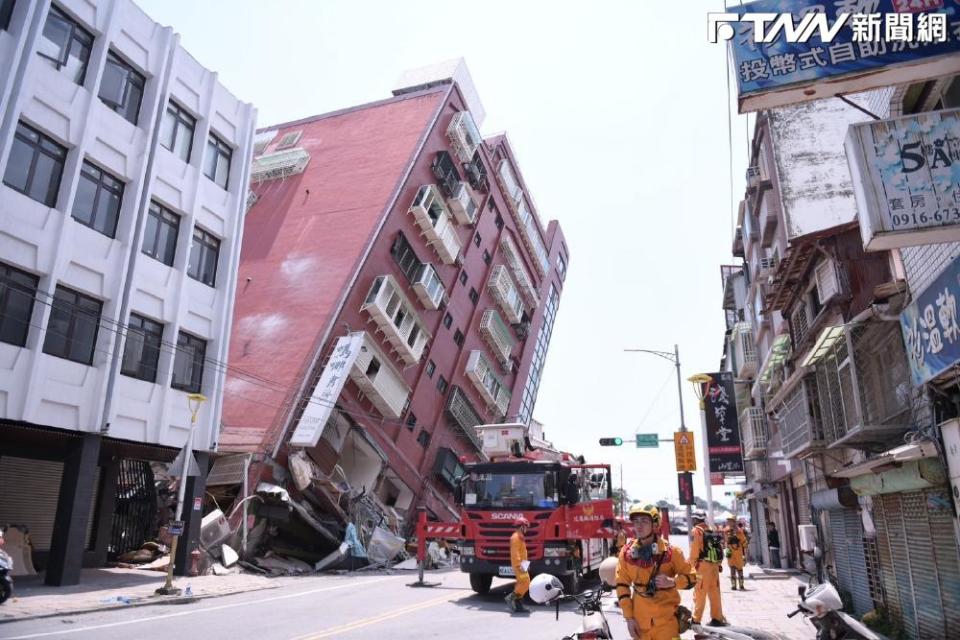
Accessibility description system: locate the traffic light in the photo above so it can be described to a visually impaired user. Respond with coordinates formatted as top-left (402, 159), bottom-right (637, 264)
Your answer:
top-left (599, 437), bottom-right (623, 446)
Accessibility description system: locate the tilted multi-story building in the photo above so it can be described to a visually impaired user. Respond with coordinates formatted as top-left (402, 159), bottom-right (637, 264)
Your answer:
top-left (220, 61), bottom-right (568, 527)
top-left (0, 0), bottom-right (255, 585)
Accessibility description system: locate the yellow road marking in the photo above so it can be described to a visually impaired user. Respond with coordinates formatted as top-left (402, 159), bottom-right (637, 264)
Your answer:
top-left (294, 592), bottom-right (457, 639)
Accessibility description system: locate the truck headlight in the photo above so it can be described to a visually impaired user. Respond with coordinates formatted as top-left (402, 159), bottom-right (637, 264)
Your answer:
top-left (461, 545), bottom-right (475, 557)
top-left (543, 547), bottom-right (569, 558)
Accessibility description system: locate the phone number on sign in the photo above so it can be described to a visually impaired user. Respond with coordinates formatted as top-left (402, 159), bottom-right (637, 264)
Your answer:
top-left (891, 208), bottom-right (960, 228)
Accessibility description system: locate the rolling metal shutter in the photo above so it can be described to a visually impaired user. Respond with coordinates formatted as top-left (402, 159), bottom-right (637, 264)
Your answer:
top-left (0, 457), bottom-right (99, 551)
top-left (796, 484), bottom-right (811, 525)
top-left (875, 490), bottom-right (960, 639)
top-left (828, 508), bottom-right (873, 616)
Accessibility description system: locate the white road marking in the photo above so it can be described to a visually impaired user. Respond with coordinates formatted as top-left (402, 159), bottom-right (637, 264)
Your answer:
top-left (3, 576), bottom-right (395, 639)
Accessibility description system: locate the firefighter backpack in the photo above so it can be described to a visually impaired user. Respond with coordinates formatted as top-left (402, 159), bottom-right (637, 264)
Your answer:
top-left (701, 532), bottom-right (724, 564)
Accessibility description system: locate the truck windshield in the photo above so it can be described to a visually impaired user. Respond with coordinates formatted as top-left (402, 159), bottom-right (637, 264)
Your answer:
top-left (460, 470), bottom-right (559, 509)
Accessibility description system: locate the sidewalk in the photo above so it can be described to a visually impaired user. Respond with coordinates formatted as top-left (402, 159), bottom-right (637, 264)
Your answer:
top-left (678, 563), bottom-right (815, 638)
top-left (0, 568), bottom-right (281, 623)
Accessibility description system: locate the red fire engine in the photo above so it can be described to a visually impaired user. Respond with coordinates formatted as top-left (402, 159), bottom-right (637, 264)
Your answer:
top-left (451, 423), bottom-right (616, 594)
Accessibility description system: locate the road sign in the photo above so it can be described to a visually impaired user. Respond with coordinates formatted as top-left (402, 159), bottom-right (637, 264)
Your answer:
top-left (169, 520), bottom-right (185, 536)
top-left (599, 437), bottom-right (624, 446)
top-left (635, 433), bottom-right (659, 448)
top-left (677, 472), bottom-right (694, 506)
top-left (674, 431), bottom-right (696, 472)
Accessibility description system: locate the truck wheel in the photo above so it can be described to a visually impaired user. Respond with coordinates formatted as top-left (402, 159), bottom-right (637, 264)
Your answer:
top-left (469, 573), bottom-right (493, 595)
top-left (561, 569), bottom-right (580, 595)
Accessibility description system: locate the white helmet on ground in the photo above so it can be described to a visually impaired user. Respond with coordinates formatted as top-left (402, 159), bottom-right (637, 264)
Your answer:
top-left (529, 573), bottom-right (564, 604)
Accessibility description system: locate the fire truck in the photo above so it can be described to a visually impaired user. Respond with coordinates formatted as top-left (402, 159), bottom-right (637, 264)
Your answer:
top-left (454, 423), bottom-right (615, 595)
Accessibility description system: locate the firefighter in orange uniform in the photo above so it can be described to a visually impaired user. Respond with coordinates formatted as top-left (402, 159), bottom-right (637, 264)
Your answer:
top-left (690, 511), bottom-right (727, 626)
top-left (505, 517), bottom-right (531, 613)
top-left (724, 515), bottom-right (748, 590)
top-left (615, 504), bottom-right (696, 640)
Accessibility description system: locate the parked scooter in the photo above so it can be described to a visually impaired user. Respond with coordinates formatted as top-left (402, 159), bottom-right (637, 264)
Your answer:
top-left (0, 528), bottom-right (13, 604)
top-left (691, 582), bottom-right (883, 640)
top-left (530, 573), bottom-right (613, 640)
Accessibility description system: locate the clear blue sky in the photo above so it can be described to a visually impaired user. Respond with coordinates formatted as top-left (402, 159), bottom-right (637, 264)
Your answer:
top-left (137, 0), bottom-right (752, 507)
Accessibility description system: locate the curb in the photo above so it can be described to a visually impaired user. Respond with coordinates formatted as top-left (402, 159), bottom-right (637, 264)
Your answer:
top-left (0, 583), bottom-right (281, 624)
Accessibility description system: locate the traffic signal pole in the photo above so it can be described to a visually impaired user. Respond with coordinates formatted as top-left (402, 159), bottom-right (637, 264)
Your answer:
top-left (672, 344), bottom-right (694, 537)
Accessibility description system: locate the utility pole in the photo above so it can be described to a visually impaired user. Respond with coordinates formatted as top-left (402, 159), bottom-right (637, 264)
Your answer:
top-left (623, 345), bottom-right (693, 536)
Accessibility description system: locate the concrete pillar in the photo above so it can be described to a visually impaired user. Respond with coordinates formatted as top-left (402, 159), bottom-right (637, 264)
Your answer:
top-left (174, 451), bottom-right (209, 577)
top-left (90, 459), bottom-right (120, 567)
top-left (45, 433), bottom-right (101, 586)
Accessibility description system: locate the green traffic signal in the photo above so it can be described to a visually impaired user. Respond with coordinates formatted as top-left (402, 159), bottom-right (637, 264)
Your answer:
top-left (599, 437), bottom-right (623, 446)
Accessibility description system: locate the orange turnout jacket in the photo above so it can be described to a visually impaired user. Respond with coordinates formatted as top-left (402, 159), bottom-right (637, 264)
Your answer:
top-left (615, 537), bottom-right (696, 630)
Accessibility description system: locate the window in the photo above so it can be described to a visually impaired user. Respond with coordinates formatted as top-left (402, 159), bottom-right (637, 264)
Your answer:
top-left (3, 121), bottom-right (66, 207)
top-left (483, 249), bottom-right (491, 265)
top-left (171, 331), bottom-right (206, 393)
top-left (276, 130), bottom-right (302, 149)
top-left (443, 313), bottom-right (452, 329)
top-left (453, 329), bottom-right (464, 347)
top-left (99, 51), bottom-right (145, 125)
top-left (72, 161), bottom-right (124, 238)
top-left (188, 227), bottom-right (220, 287)
top-left (557, 253), bottom-right (567, 281)
top-left (0, 0), bottom-right (14, 31)
top-left (473, 233), bottom-right (481, 247)
top-left (37, 5), bottom-right (92, 85)
top-left (406, 413), bottom-right (417, 430)
top-left (417, 430), bottom-right (431, 449)
top-left (495, 213), bottom-right (504, 230)
top-left (42, 285), bottom-right (101, 365)
top-left (459, 271), bottom-right (468, 286)
top-left (390, 232), bottom-right (421, 283)
top-left (142, 202), bottom-right (180, 266)
top-left (204, 132), bottom-right (232, 189)
top-left (160, 101), bottom-right (195, 163)
top-left (121, 314), bottom-right (162, 382)
top-left (426, 360), bottom-right (436, 378)
top-left (437, 375), bottom-right (448, 394)
top-left (469, 288), bottom-right (479, 304)
top-left (0, 262), bottom-right (38, 347)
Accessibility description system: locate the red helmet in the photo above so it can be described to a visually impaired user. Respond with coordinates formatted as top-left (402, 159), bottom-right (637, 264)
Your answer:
top-left (514, 517), bottom-right (530, 528)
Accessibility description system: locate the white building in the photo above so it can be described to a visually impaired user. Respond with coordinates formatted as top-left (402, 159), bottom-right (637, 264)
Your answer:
top-left (0, 0), bottom-right (255, 585)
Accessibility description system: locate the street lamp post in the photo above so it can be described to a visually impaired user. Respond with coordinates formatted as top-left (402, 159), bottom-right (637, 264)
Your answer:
top-left (156, 392), bottom-right (207, 596)
top-left (688, 374), bottom-right (715, 528)
top-left (623, 344), bottom-right (692, 536)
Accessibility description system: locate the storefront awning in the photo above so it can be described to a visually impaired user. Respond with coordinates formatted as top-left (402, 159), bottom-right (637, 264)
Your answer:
top-left (829, 441), bottom-right (939, 478)
top-left (758, 334), bottom-right (791, 384)
top-left (802, 324), bottom-right (848, 367)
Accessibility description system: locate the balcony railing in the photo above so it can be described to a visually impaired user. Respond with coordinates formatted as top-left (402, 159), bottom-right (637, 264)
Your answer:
top-left (409, 184), bottom-right (461, 264)
top-left (807, 322), bottom-right (912, 449)
top-left (446, 385), bottom-right (483, 451)
top-left (734, 323), bottom-right (758, 379)
top-left (448, 181), bottom-right (478, 225)
top-left (776, 375), bottom-right (825, 459)
top-left (250, 147), bottom-right (311, 182)
top-left (480, 309), bottom-right (516, 367)
top-left (361, 275), bottom-right (430, 366)
top-left (447, 111), bottom-right (483, 163)
top-left (495, 159), bottom-right (549, 276)
top-left (499, 235), bottom-right (539, 307)
top-left (741, 406), bottom-right (768, 459)
top-left (465, 350), bottom-right (511, 418)
top-left (496, 159), bottom-right (523, 210)
top-left (411, 263), bottom-right (446, 310)
top-left (349, 333), bottom-right (411, 419)
top-left (487, 265), bottom-right (525, 324)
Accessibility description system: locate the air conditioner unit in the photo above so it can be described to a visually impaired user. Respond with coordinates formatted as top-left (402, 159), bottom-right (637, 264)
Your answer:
top-left (758, 256), bottom-right (778, 279)
top-left (746, 165), bottom-right (762, 189)
top-left (448, 181), bottom-right (478, 225)
top-left (447, 111), bottom-right (482, 163)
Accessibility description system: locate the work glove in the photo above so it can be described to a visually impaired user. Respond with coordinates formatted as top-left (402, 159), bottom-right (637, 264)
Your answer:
top-left (520, 560), bottom-right (530, 572)
top-left (625, 618), bottom-right (640, 639)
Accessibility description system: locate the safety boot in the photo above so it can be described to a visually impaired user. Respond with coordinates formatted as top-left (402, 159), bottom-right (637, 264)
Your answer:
top-left (504, 592), bottom-right (516, 612)
top-left (514, 597), bottom-right (530, 613)
top-left (730, 580), bottom-right (738, 590)
top-left (738, 578), bottom-right (745, 590)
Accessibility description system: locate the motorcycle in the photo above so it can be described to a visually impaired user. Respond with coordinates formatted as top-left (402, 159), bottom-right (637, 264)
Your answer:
top-left (529, 573), bottom-right (613, 640)
top-left (691, 582), bottom-right (883, 640)
top-left (0, 528), bottom-right (13, 605)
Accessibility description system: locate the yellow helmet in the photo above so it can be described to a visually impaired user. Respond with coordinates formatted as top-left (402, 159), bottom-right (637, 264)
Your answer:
top-left (628, 503), bottom-right (660, 528)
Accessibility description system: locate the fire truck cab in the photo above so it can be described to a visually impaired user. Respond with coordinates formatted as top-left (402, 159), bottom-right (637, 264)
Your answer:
top-left (455, 423), bottom-right (615, 595)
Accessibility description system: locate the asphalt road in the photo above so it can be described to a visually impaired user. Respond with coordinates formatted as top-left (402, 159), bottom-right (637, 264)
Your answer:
top-left (0, 569), bottom-right (626, 640)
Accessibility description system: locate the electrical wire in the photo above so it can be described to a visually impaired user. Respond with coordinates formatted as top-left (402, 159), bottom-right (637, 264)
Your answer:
top-left (634, 369), bottom-right (675, 434)
top-left (1, 283), bottom-right (497, 439)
